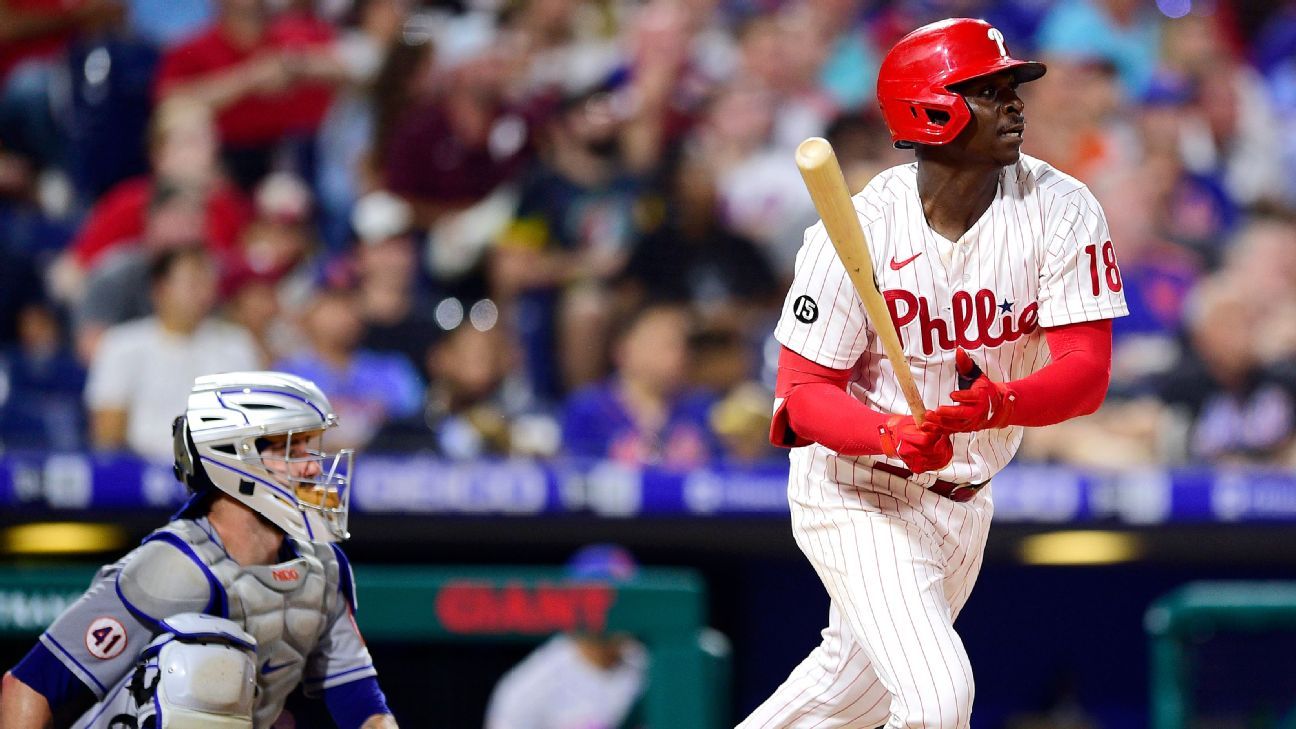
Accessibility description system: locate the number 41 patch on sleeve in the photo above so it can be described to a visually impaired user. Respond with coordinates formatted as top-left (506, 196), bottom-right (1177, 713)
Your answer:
top-left (85, 617), bottom-right (128, 660)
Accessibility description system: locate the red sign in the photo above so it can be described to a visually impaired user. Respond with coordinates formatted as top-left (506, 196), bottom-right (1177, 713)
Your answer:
top-left (435, 581), bottom-right (617, 635)
top-left (271, 568), bottom-right (300, 582)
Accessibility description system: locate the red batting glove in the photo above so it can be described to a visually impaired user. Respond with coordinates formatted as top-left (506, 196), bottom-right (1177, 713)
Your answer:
top-left (926, 348), bottom-right (1016, 433)
top-left (879, 414), bottom-right (954, 473)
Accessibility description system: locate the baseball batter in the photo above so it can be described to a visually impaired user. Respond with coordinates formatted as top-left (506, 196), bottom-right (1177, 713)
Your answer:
top-left (0, 372), bottom-right (398, 729)
top-left (739, 19), bottom-right (1127, 729)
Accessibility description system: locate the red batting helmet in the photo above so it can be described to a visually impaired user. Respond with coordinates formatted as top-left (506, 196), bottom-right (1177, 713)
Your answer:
top-left (876, 18), bottom-right (1046, 149)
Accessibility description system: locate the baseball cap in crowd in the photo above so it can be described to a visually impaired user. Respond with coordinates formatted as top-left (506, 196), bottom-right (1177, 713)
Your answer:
top-left (565, 544), bottom-right (639, 582)
top-left (424, 9), bottom-right (496, 70)
top-left (255, 172), bottom-right (312, 225)
top-left (351, 190), bottom-right (414, 246)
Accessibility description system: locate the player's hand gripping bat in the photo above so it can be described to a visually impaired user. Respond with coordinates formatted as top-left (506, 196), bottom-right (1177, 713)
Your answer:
top-left (795, 136), bottom-right (928, 425)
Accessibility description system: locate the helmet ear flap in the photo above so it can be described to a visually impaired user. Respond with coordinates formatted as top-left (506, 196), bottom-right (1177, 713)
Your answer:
top-left (878, 86), bottom-right (971, 149)
top-left (173, 416), bottom-right (192, 483)
top-left (172, 416), bottom-right (213, 492)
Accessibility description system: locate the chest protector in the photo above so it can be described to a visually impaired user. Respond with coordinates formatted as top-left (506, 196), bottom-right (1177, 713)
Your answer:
top-left (143, 520), bottom-right (342, 728)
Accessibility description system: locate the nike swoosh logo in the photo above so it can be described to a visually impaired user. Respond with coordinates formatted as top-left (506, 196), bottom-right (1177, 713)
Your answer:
top-left (261, 660), bottom-right (293, 675)
top-left (889, 252), bottom-right (923, 270)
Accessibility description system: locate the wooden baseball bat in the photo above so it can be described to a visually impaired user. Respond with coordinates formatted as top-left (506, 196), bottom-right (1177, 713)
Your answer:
top-left (795, 136), bottom-right (928, 425)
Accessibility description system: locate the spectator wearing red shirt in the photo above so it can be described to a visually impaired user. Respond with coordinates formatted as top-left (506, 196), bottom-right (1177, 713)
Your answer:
top-left (154, 0), bottom-right (345, 188)
top-left (50, 99), bottom-right (253, 302)
top-left (383, 48), bottom-right (535, 223)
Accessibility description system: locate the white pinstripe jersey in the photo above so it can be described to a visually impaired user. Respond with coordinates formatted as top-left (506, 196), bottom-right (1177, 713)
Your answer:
top-left (774, 154), bottom-right (1128, 487)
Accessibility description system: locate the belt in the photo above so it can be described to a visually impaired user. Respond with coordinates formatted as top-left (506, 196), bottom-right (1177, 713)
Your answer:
top-left (870, 462), bottom-right (985, 503)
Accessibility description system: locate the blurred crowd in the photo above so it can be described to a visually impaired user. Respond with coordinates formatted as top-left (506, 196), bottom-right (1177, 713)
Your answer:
top-left (0, 0), bottom-right (1294, 469)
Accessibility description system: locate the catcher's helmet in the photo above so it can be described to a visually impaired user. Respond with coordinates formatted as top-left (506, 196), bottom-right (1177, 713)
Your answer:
top-left (173, 371), bottom-right (354, 543)
top-left (877, 18), bottom-right (1046, 149)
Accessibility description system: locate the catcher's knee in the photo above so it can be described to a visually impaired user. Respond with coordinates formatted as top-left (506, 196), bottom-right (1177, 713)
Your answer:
top-left (139, 613), bottom-right (258, 729)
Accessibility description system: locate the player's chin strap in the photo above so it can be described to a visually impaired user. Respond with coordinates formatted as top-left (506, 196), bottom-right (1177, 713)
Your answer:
top-left (129, 614), bottom-right (258, 729)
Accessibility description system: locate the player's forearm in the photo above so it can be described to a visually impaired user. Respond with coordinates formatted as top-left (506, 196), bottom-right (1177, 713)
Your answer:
top-left (784, 382), bottom-right (890, 455)
top-left (773, 346), bottom-right (889, 455)
top-left (360, 713), bottom-right (398, 728)
top-left (1002, 319), bottom-right (1112, 427)
top-left (0, 672), bottom-right (54, 729)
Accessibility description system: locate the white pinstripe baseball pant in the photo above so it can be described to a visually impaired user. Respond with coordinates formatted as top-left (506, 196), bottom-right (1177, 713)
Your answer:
top-left (738, 448), bottom-right (993, 729)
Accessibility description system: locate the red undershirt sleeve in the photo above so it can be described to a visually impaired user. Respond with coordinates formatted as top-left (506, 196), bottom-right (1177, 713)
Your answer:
top-left (1002, 319), bottom-right (1113, 427)
top-left (770, 347), bottom-right (889, 455)
top-left (771, 320), bottom-right (1111, 449)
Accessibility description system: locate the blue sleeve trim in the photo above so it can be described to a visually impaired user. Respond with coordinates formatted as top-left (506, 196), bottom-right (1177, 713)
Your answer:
top-left (10, 641), bottom-right (97, 708)
top-left (323, 675), bottom-right (390, 729)
top-left (329, 543), bottom-right (358, 613)
top-left (39, 634), bottom-right (107, 696)
top-left (140, 532), bottom-right (228, 618)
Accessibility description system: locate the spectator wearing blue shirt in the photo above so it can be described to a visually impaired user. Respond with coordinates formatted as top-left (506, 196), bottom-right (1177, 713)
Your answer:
top-left (0, 303), bottom-right (86, 451)
top-left (274, 286), bottom-right (423, 451)
top-left (562, 304), bottom-right (720, 469)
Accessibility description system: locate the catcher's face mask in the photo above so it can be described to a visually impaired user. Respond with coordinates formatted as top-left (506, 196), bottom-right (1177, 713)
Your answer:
top-left (256, 428), bottom-right (353, 539)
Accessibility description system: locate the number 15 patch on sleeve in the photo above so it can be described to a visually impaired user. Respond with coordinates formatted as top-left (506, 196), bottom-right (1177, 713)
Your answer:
top-left (85, 617), bottom-right (128, 660)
